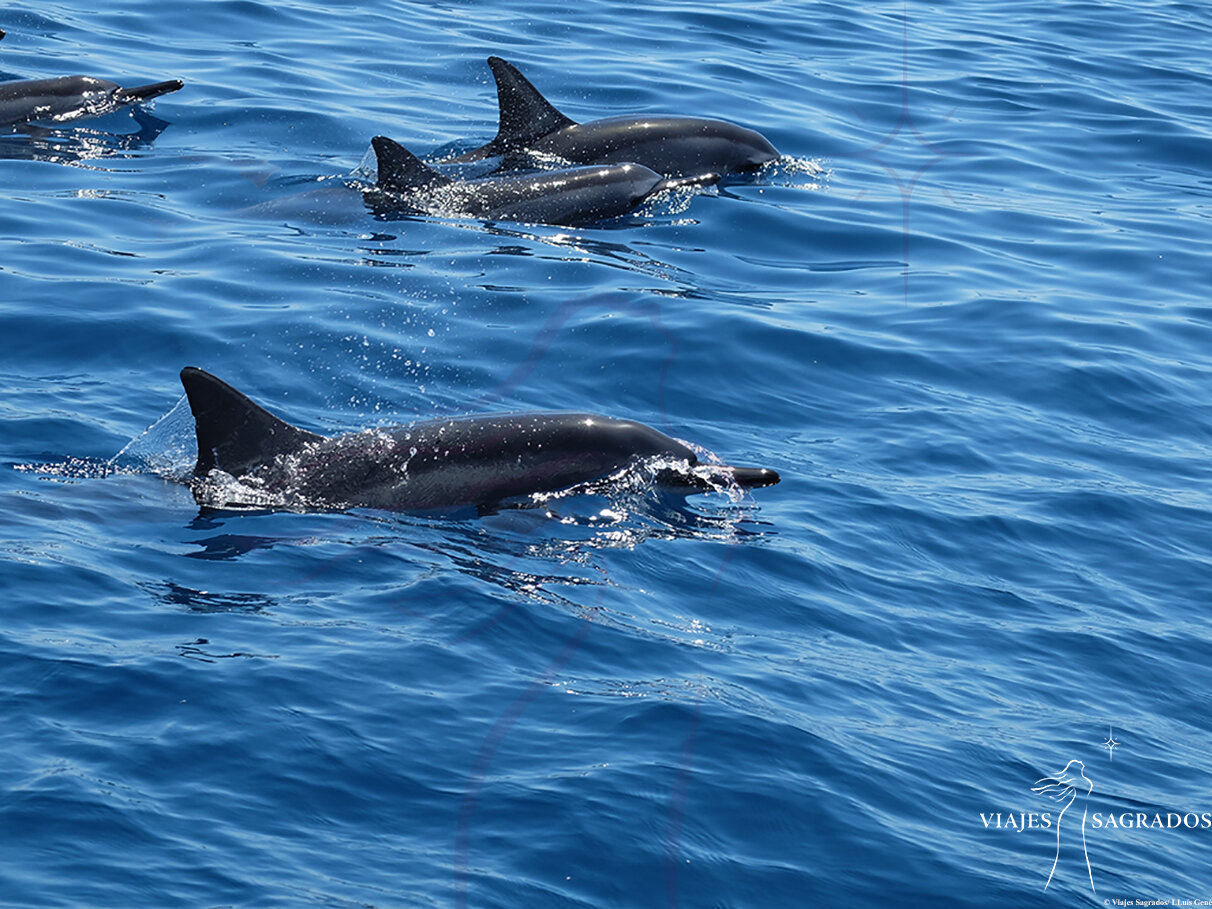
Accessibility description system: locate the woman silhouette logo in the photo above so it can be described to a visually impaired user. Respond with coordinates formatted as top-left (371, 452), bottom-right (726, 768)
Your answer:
top-left (1032, 760), bottom-right (1096, 892)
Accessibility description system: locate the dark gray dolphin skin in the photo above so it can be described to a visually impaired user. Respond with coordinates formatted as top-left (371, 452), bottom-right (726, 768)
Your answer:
top-left (0, 75), bottom-right (183, 128)
top-left (445, 56), bottom-right (779, 179)
top-left (180, 366), bottom-right (779, 512)
top-left (367, 135), bottom-right (679, 226)
top-left (0, 33), bottom-right (182, 128)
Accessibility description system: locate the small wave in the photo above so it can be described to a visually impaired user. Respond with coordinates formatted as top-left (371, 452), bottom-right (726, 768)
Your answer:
top-left (13, 456), bottom-right (124, 479)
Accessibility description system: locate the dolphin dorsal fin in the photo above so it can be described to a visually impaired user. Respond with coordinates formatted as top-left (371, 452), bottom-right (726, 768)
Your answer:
top-left (371, 136), bottom-right (452, 193)
top-left (487, 56), bottom-right (577, 152)
top-left (180, 367), bottom-right (325, 477)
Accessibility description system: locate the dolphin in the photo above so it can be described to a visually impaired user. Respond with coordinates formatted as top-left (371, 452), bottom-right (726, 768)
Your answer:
top-left (445, 56), bottom-right (779, 179)
top-left (0, 74), bottom-right (183, 128)
top-left (180, 366), bottom-right (779, 512)
top-left (366, 135), bottom-right (686, 226)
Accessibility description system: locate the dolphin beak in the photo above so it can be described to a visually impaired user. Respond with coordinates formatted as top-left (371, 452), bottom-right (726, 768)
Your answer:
top-left (113, 79), bottom-right (184, 104)
top-left (656, 464), bottom-right (780, 492)
top-left (726, 466), bottom-right (780, 488)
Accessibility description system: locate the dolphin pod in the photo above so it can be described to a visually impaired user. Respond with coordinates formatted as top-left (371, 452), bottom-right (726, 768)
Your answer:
top-left (9, 28), bottom-right (784, 514)
top-left (3, 34), bottom-right (779, 224)
top-left (445, 56), bottom-right (779, 180)
top-left (180, 367), bottom-right (779, 513)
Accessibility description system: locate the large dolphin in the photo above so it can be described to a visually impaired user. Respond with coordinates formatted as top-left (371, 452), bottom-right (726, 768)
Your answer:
top-left (366, 135), bottom-right (683, 226)
top-left (180, 366), bottom-right (779, 512)
top-left (445, 56), bottom-right (779, 180)
top-left (0, 74), bottom-right (182, 128)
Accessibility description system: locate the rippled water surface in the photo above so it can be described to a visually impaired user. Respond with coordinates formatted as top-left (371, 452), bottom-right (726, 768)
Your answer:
top-left (3, 1), bottom-right (1211, 906)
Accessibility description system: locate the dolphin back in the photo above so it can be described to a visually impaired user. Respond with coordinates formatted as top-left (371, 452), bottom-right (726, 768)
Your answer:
top-left (180, 367), bottom-right (325, 478)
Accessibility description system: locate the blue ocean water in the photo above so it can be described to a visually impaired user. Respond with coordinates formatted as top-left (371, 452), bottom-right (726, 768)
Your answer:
top-left (3, 0), bottom-right (1211, 905)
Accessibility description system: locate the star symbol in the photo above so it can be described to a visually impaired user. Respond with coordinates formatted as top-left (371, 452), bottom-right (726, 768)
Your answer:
top-left (1102, 726), bottom-right (1120, 761)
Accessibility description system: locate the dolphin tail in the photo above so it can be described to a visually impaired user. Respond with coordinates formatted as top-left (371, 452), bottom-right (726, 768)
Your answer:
top-left (180, 367), bottom-right (325, 478)
top-left (113, 79), bottom-right (184, 104)
top-left (371, 136), bottom-right (453, 193)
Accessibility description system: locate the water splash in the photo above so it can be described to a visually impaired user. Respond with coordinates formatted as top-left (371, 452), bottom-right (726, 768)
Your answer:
top-left (108, 394), bottom-right (196, 478)
top-left (16, 394), bottom-right (195, 481)
top-left (768, 154), bottom-right (828, 189)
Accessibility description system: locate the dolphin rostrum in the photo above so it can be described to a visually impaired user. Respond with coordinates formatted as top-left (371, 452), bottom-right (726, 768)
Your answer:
top-left (366, 135), bottom-right (684, 226)
top-left (180, 367), bottom-right (779, 512)
top-left (445, 56), bottom-right (779, 179)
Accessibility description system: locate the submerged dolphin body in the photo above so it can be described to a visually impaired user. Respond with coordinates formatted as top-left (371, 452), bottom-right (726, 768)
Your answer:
top-left (0, 74), bottom-right (183, 128)
top-left (446, 56), bottom-right (779, 179)
top-left (366, 135), bottom-right (678, 226)
top-left (180, 367), bottom-right (779, 512)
